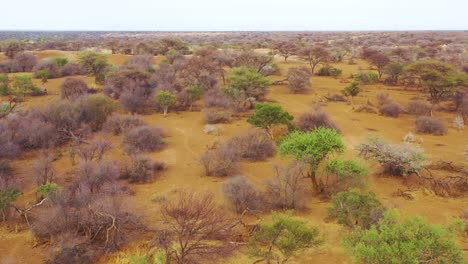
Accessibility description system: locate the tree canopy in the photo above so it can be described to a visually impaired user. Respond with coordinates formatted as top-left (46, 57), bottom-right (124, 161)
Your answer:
top-left (248, 212), bottom-right (322, 264)
top-left (343, 210), bottom-right (464, 264)
top-left (247, 103), bottom-right (293, 137)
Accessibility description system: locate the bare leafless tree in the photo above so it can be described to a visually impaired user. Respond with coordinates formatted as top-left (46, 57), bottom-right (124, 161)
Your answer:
top-left (155, 190), bottom-right (236, 264)
top-left (265, 162), bottom-right (307, 210)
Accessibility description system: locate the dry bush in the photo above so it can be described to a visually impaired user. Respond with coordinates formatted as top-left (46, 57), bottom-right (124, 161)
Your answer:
top-left (287, 67), bottom-right (311, 93)
top-left (60, 77), bottom-right (89, 100)
top-left (203, 108), bottom-right (232, 124)
top-left (156, 190), bottom-right (236, 263)
top-left (296, 109), bottom-right (341, 133)
top-left (376, 92), bottom-right (390, 106)
top-left (33, 189), bottom-right (144, 263)
top-left (60, 62), bottom-right (85, 76)
top-left (12, 52), bottom-right (37, 72)
top-left (122, 125), bottom-right (165, 154)
top-left (406, 100), bottom-right (432, 116)
top-left (264, 162), bottom-right (307, 210)
top-left (124, 55), bottom-right (154, 71)
top-left (119, 86), bottom-right (151, 114)
top-left (415, 116), bottom-right (447, 135)
top-left (222, 176), bottom-right (263, 213)
top-left (120, 155), bottom-right (166, 183)
top-left (32, 152), bottom-right (55, 186)
top-left (70, 137), bottom-right (112, 163)
top-left (225, 129), bottom-right (276, 161)
top-left (0, 123), bottom-right (20, 159)
top-left (76, 160), bottom-right (120, 192)
top-left (104, 68), bottom-right (151, 99)
top-left (102, 114), bottom-right (147, 135)
top-left (379, 101), bottom-right (403, 117)
top-left (200, 146), bottom-right (240, 176)
top-left (32, 100), bottom-right (88, 143)
top-left (5, 113), bottom-right (58, 149)
top-left (204, 88), bottom-right (236, 109)
top-left (357, 137), bottom-right (428, 177)
top-left (0, 160), bottom-right (14, 183)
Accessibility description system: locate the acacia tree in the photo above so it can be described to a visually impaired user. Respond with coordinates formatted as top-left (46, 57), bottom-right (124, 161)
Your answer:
top-left (155, 90), bottom-right (176, 116)
top-left (368, 51), bottom-right (390, 79)
top-left (184, 85), bottom-right (203, 111)
top-left (341, 81), bottom-right (362, 106)
top-left (298, 45), bottom-right (331, 75)
top-left (155, 190), bottom-right (236, 264)
top-left (247, 103), bottom-right (293, 138)
top-left (248, 212), bottom-right (322, 264)
top-left (272, 41), bottom-right (298, 62)
top-left (278, 128), bottom-right (345, 193)
top-left (224, 67), bottom-right (271, 108)
top-left (406, 60), bottom-right (462, 107)
top-left (383, 62), bottom-right (404, 85)
top-left (77, 51), bottom-right (110, 84)
top-left (343, 210), bottom-right (464, 264)
top-left (327, 189), bottom-right (384, 229)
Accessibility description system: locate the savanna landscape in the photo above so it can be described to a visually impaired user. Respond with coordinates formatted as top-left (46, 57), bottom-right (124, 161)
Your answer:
top-left (0, 30), bottom-right (467, 264)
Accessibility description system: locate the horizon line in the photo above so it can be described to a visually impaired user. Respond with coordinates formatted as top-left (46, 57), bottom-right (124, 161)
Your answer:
top-left (0, 29), bottom-right (467, 33)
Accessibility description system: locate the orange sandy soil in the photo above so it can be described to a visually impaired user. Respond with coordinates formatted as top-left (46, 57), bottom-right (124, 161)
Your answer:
top-left (0, 50), bottom-right (467, 264)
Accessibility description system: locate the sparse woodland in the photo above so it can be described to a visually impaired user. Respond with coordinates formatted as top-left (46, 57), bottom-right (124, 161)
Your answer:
top-left (0, 31), bottom-right (467, 264)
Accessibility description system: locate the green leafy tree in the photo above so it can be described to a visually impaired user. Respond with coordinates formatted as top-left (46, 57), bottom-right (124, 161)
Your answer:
top-left (12, 74), bottom-right (39, 97)
top-left (35, 70), bottom-right (51, 84)
top-left (155, 90), bottom-right (176, 116)
top-left (298, 45), bottom-right (331, 75)
top-left (343, 210), bottom-right (464, 264)
top-left (0, 188), bottom-right (22, 221)
top-left (53, 57), bottom-right (69, 67)
top-left (278, 128), bottom-right (345, 193)
top-left (249, 212), bottom-right (322, 264)
top-left (79, 94), bottom-right (116, 131)
top-left (327, 189), bottom-right (384, 229)
top-left (77, 50), bottom-right (110, 84)
top-left (36, 183), bottom-right (60, 199)
top-left (185, 85), bottom-right (203, 111)
top-left (341, 81), bottom-right (362, 106)
top-left (224, 67), bottom-right (271, 108)
top-left (406, 60), bottom-right (463, 106)
top-left (0, 74), bottom-right (10, 95)
top-left (383, 62), bottom-right (404, 85)
top-left (323, 159), bottom-right (368, 195)
top-left (247, 103), bottom-right (293, 138)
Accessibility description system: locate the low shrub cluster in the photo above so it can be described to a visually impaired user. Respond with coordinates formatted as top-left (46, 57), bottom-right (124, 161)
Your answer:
top-left (122, 125), bottom-right (165, 154)
top-left (406, 99), bottom-right (432, 115)
top-left (415, 116), bottom-right (447, 135)
top-left (295, 108), bottom-right (341, 133)
top-left (200, 129), bottom-right (276, 176)
top-left (356, 137), bottom-right (428, 176)
top-left (317, 65), bottom-right (342, 76)
top-left (203, 108), bottom-right (232, 124)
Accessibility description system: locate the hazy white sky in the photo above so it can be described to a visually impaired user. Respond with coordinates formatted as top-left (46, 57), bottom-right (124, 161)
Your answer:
top-left (2, 0), bottom-right (467, 31)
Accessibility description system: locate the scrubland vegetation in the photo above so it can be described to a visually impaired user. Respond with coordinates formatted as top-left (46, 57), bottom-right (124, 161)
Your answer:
top-left (0, 31), bottom-right (467, 264)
